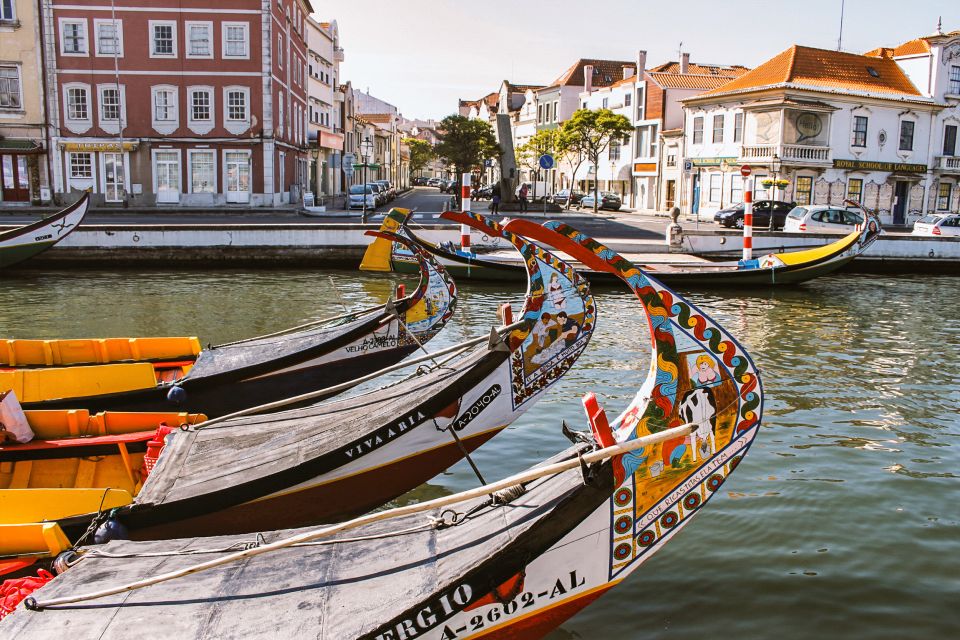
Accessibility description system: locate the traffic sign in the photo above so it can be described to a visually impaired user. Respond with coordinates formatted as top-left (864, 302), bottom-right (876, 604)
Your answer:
top-left (683, 160), bottom-right (693, 173)
top-left (343, 153), bottom-right (355, 167)
top-left (484, 158), bottom-right (494, 168)
top-left (539, 154), bottom-right (555, 170)
top-left (343, 164), bottom-right (354, 178)
top-left (740, 165), bottom-right (752, 177)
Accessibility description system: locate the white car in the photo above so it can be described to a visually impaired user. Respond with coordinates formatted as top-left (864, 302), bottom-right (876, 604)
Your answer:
top-left (348, 184), bottom-right (377, 210)
top-left (912, 213), bottom-right (960, 236)
top-left (783, 205), bottom-right (863, 233)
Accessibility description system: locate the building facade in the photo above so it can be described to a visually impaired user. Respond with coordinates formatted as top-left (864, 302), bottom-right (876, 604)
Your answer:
top-left (682, 45), bottom-right (942, 224)
top-left (1, 0), bottom-right (51, 203)
top-left (306, 17), bottom-right (344, 202)
top-left (44, 0), bottom-right (310, 207)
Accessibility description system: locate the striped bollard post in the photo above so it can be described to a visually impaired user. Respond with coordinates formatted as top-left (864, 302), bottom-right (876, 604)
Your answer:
top-left (742, 177), bottom-right (753, 261)
top-left (460, 172), bottom-right (472, 252)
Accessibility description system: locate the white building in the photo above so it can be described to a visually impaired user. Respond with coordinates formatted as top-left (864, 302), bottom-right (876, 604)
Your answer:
top-left (306, 17), bottom-right (345, 201)
top-left (866, 29), bottom-right (960, 214)
top-left (682, 45), bottom-right (942, 224)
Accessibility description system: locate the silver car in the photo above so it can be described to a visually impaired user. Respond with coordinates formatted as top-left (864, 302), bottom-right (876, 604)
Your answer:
top-left (348, 184), bottom-right (377, 210)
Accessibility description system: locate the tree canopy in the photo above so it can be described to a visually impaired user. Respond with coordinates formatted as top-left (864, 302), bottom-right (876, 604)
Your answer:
top-left (562, 109), bottom-right (633, 212)
top-left (403, 137), bottom-right (435, 175)
top-left (435, 115), bottom-right (500, 179)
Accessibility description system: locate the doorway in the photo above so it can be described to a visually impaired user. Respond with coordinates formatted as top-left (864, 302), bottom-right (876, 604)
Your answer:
top-left (102, 153), bottom-right (125, 203)
top-left (154, 151), bottom-right (181, 204)
top-left (1, 155), bottom-right (30, 202)
top-left (893, 181), bottom-right (909, 225)
top-left (225, 151), bottom-right (250, 204)
top-left (666, 180), bottom-right (676, 210)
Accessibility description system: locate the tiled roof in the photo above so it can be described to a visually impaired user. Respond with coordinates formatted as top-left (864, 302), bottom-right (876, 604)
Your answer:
top-left (358, 113), bottom-right (395, 123)
top-left (865, 38), bottom-right (931, 58)
top-left (508, 84), bottom-right (545, 93)
top-left (700, 45), bottom-right (921, 98)
top-left (649, 61), bottom-right (749, 77)
top-left (647, 72), bottom-right (738, 90)
top-left (551, 58), bottom-right (636, 88)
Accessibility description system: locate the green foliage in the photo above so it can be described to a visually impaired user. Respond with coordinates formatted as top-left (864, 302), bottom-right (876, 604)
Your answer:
top-left (516, 129), bottom-right (561, 171)
top-left (561, 109), bottom-right (632, 211)
top-left (434, 115), bottom-right (501, 176)
top-left (403, 137), bottom-right (435, 175)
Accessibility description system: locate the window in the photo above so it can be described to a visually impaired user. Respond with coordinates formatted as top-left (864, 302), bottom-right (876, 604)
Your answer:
top-left (635, 85), bottom-right (645, 120)
top-left (708, 174), bottom-right (722, 202)
top-left (60, 19), bottom-right (88, 55)
top-left (852, 115), bottom-right (868, 147)
top-left (1, 0), bottom-right (14, 21)
top-left (730, 175), bottom-right (743, 203)
top-left (734, 113), bottom-right (743, 143)
top-left (278, 92), bottom-right (284, 136)
top-left (602, 97), bottom-right (608, 109)
top-left (899, 120), bottom-right (914, 151)
top-left (150, 21), bottom-right (176, 57)
top-left (666, 150), bottom-right (676, 167)
top-left (847, 178), bottom-right (863, 203)
top-left (186, 22), bottom-right (212, 58)
top-left (277, 35), bottom-right (283, 69)
top-left (153, 88), bottom-right (176, 121)
top-left (537, 104), bottom-right (543, 123)
top-left (795, 176), bottom-right (813, 205)
top-left (950, 66), bottom-right (960, 95)
top-left (609, 139), bottom-right (621, 162)
top-left (0, 66), bottom-right (20, 109)
top-left (937, 182), bottom-right (952, 210)
top-left (625, 92), bottom-right (631, 107)
top-left (944, 124), bottom-right (958, 156)
top-left (190, 88), bottom-right (211, 121)
top-left (712, 115), bottom-right (724, 143)
top-left (66, 86), bottom-right (89, 120)
top-left (94, 19), bottom-right (123, 57)
top-left (189, 151), bottom-right (216, 193)
top-left (693, 117), bottom-right (703, 144)
top-left (227, 89), bottom-right (247, 121)
top-left (99, 86), bottom-right (121, 121)
top-left (69, 153), bottom-right (93, 179)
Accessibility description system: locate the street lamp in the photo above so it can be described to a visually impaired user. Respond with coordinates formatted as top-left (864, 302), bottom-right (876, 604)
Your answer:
top-left (360, 136), bottom-right (374, 222)
top-left (770, 153), bottom-right (782, 202)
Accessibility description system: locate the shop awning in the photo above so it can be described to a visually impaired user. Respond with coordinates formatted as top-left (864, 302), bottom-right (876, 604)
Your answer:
top-left (0, 139), bottom-right (44, 154)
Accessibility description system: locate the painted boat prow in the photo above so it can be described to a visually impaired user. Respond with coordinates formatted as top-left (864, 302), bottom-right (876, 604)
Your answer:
top-left (0, 193), bottom-right (89, 268)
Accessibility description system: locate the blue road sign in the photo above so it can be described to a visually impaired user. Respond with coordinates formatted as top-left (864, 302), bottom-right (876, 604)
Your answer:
top-left (484, 158), bottom-right (494, 168)
top-left (539, 154), bottom-right (555, 170)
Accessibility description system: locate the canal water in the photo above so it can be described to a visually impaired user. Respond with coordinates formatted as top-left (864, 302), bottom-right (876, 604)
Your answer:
top-left (2, 268), bottom-right (958, 639)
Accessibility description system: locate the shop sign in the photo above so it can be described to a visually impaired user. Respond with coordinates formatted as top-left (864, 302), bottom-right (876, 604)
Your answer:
top-left (61, 142), bottom-right (138, 152)
top-left (833, 159), bottom-right (927, 173)
top-left (690, 156), bottom-right (737, 167)
top-left (633, 162), bottom-right (657, 173)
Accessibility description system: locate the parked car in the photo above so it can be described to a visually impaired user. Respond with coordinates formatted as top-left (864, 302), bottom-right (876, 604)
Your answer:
top-left (714, 200), bottom-right (796, 230)
top-left (912, 213), bottom-right (960, 236)
top-left (472, 185), bottom-right (493, 200)
top-left (374, 180), bottom-right (396, 201)
top-left (370, 183), bottom-right (389, 206)
top-left (515, 182), bottom-right (552, 202)
top-left (550, 189), bottom-right (585, 206)
top-left (427, 178), bottom-right (443, 188)
top-left (580, 192), bottom-right (622, 211)
top-left (412, 177), bottom-right (427, 186)
top-left (783, 205), bottom-right (864, 233)
top-left (348, 184), bottom-right (377, 210)
top-left (441, 180), bottom-right (459, 194)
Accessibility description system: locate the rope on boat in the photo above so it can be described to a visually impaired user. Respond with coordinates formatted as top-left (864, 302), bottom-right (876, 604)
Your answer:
top-left (329, 275), bottom-right (349, 313)
top-left (25, 422), bottom-right (696, 612)
top-left (210, 305), bottom-right (385, 349)
top-left (188, 320), bottom-right (527, 431)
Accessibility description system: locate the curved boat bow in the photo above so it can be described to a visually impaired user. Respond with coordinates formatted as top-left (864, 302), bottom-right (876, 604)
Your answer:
top-left (0, 193), bottom-right (89, 269)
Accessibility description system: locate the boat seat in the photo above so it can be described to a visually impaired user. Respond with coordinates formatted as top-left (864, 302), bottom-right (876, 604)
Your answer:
top-left (1, 337), bottom-right (202, 367)
top-left (0, 363), bottom-right (159, 402)
top-left (2, 430), bottom-right (155, 453)
top-left (0, 488), bottom-right (134, 525)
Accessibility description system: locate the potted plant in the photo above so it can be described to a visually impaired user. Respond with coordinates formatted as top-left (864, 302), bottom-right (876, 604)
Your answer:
top-left (760, 178), bottom-right (790, 189)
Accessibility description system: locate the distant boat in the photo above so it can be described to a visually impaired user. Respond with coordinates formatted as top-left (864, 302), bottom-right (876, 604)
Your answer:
top-left (364, 206), bottom-right (882, 287)
top-left (0, 193), bottom-right (89, 268)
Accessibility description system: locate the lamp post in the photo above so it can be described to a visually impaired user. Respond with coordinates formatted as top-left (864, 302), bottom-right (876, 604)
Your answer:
top-left (769, 153), bottom-right (782, 230)
top-left (360, 136), bottom-right (373, 223)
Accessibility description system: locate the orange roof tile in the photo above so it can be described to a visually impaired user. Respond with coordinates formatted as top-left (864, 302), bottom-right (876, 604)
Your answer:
top-left (647, 72), bottom-right (739, 90)
top-left (551, 59), bottom-right (636, 88)
top-left (649, 61), bottom-right (749, 77)
top-left (358, 113), bottom-right (395, 123)
top-left (700, 45), bottom-right (921, 98)
top-left (865, 38), bottom-right (931, 58)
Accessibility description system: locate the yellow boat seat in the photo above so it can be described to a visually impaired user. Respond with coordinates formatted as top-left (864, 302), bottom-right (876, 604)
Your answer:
top-left (0, 488), bottom-right (134, 525)
top-left (1, 336), bottom-right (202, 367)
top-left (0, 362), bottom-right (159, 403)
top-left (0, 523), bottom-right (72, 558)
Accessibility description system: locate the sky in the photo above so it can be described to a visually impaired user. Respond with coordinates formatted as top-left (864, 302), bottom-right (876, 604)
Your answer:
top-left (320, 0), bottom-right (960, 121)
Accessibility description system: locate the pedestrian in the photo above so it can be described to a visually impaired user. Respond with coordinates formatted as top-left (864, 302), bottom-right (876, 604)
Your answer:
top-left (519, 183), bottom-right (529, 213)
top-left (491, 184), bottom-right (501, 215)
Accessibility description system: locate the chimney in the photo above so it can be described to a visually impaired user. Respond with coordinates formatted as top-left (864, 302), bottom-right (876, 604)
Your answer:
top-left (622, 65), bottom-right (634, 79)
top-left (583, 64), bottom-right (594, 93)
top-left (680, 53), bottom-right (690, 74)
top-left (636, 50), bottom-right (647, 79)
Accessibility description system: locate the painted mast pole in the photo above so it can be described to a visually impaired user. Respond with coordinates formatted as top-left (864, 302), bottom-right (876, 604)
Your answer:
top-left (460, 172), bottom-right (472, 252)
top-left (743, 176), bottom-right (754, 261)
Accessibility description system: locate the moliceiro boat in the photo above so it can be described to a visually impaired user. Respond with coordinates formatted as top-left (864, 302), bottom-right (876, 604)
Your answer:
top-left (0, 194), bottom-right (89, 269)
top-left (3, 223), bottom-right (763, 639)
top-left (365, 204), bottom-right (882, 287)
top-left (1, 231), bottom-right (457, 418)
top-left (50, 216), bottom-right (594, 541)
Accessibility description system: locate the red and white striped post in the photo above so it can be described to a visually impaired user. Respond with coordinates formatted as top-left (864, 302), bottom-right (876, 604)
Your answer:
top-left (460, 172), bottom-right (472, 251)
top-left (742, 176), bottom-right (754, 261)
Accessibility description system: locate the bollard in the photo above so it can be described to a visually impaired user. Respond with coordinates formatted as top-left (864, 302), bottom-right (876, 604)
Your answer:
top-left (460, 173), bottom-right (472, 252)
top-left (743, 177), bottom-right (753, 261)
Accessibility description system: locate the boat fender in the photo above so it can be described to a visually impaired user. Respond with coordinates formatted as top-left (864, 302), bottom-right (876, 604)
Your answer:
top-left (497, 303), bottom-right (513, 326)
top-left (396, 283), bottom-right (406, 298)
top-left (582, 392), bottom-right (615, 448)
top-left (166, 385), bottom-right (187, 405)
top-left (93, 517), bottom-right (129, 545)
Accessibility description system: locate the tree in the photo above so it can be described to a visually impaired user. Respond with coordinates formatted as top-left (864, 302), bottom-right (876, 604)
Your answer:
top-left (404, 137), bottom-right (435, 177)
top-left (562, 109), bottom-right (633, 213)
top-left (516, 129), bottom-right (561, 203)
top-left (555, 124), bottom-right (588, 210)
top-left (435, 115), bottom-right (500, 204)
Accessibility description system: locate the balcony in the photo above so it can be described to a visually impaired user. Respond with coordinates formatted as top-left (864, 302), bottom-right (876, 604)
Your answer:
top-left (739, 143), bottom-right (831, 166)
top-left (936, 156), bottom-right (960, 173)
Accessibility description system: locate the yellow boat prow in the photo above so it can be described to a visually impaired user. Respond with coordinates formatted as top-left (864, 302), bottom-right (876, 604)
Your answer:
top-left (360, 207), bottom-right (413, 272)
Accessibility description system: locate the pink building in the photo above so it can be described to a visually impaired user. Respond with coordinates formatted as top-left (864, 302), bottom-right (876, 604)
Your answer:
top-left (44, 0), bottom-right (311, 206)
